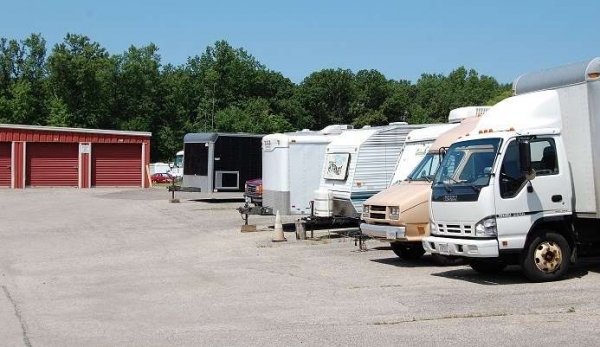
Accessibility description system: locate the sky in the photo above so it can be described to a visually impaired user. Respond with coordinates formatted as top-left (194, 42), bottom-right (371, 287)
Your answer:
top-left (2, 0), bottom-right (598, 84)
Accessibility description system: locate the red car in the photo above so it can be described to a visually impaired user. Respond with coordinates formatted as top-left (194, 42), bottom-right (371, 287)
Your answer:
top-left (151, 173), bottom-right (173, 183)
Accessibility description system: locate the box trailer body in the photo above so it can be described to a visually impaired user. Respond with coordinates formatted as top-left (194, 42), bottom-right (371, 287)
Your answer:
top-left (424, 57), bottom-right (600, 281)
top-left (314, 123), bottom-right (436, 218)
top-left (182, 133), bottom-right (263, 193)
top-left (262, 125), bottom-right (352, 215)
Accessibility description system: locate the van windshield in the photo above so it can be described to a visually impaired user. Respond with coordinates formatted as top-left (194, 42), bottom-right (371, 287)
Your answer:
top-left (405, 153), bottom-right (441, 182)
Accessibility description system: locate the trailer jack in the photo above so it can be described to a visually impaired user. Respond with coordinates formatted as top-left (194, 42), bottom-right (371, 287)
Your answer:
top-left (352, 231), bottom-right (369, 251)
top-left (236, 202), bottom-right (273, 232)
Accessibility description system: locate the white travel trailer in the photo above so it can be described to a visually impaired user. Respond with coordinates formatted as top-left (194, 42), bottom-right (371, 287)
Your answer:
top-left (424, 57), bottom-right (600, 281)
top-left (314, 123), bottom-right (433, 218)
top-left (262, 125), bottom-right (352, 215)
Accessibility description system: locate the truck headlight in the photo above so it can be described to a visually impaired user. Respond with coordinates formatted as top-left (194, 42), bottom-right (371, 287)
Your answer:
top-left (475, 216), bottom-right (497, 237)
top-left (362, 205), bottom-right (370, 217)
top-left (430, 218), bottom-right (439, 235)
top-left (389, 206), bottom-right (400, 220)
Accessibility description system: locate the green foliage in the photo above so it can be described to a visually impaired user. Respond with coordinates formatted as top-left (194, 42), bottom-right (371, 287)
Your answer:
top-left (0, 33), bottom-right (511, 161)
top-left (215, 98), bottom-right (294, 134)
top-left (486, 88), bottom-right (513, 105)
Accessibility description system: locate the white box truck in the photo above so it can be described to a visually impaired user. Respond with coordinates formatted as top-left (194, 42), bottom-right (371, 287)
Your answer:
top-left (423, 57), bottom-right (600, 281)
top-left (361, 107), bottom-right (489, 260)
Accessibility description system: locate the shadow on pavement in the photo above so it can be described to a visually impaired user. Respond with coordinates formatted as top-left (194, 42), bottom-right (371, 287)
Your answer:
top-left (189, 198), bottom-right (245, 203)
top-left (371, 255), bottom-right (464, 268)
top-left (431, 261), bottom-right (600, 285)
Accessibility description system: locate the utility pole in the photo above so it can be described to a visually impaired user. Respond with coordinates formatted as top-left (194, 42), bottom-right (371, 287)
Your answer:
top-left (211, 82), bottom-right (216, 130)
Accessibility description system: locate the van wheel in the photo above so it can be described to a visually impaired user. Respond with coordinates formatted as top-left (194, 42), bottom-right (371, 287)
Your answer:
top-left (391, 243), bottom-right (425, 260)
top-left (469, 259), bottom-right (506, 274)
top-left (521, 230), bottom-right (570, 282)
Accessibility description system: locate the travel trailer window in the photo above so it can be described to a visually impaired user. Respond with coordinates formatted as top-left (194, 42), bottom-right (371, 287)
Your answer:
top-left (324, 153), bottom-right (350, 180)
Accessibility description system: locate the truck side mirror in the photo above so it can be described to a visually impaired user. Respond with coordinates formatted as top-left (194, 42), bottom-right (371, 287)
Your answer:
top-left (518, 138), bottom-right (535, 180)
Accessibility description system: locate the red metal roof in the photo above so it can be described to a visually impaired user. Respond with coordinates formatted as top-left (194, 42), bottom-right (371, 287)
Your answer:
top-left (0, 124), bottom-right (151, 144)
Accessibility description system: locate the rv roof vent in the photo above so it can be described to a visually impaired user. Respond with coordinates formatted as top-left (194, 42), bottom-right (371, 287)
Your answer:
top-left (362, 125), bottom-right (372, 129)
top-left (448, 106), bottom-right (491, 123)
top-left (301, 129), bottom-right (311, 132)
top-left (389, 122), bottom-right (408, 126)
top-left (320, 124), bottom-right (353, 135)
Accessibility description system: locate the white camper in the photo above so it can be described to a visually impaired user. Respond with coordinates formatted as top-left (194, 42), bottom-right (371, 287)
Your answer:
top-left (262, 125), bottom-right (353, 215)
top-left (314, 123), bottom-right (433, 218)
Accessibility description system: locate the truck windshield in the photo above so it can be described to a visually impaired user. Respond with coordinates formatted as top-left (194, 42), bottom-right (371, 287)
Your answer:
top-left (433, 138), bottom-right (501, 189)
top-left (405, 153), bottom-right (441, 182)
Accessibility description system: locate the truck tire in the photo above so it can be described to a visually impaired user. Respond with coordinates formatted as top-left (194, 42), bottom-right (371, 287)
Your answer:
top-left (391, 242), bottom-right (425, 260)
top-left (469, 259), bottom-right (507, 274)
top-left (521, 230), bottom-right (570, 282)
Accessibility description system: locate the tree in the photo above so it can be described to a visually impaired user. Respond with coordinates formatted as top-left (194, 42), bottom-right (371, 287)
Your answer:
top-left (0, 34), bottom-right (47, 124)
top-left (113, 43), bottom-right (162, 132)
top-left (486, 88), bottom-right (512, 105)
top-left (297, 68), bottom-right (356, 129)
top-left (46, 34), bottom-right (114, 128)
top-left (215, 98), bottom-right (293, 134)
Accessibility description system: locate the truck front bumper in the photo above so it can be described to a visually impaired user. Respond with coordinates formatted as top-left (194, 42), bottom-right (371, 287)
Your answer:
top-left (360, 223), bottom-right (405, 240)
top-left (422, 236), bottom-right (499, 258)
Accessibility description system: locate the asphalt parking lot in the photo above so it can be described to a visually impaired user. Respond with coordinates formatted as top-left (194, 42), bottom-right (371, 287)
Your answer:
top-left (1, 188), bottom-right (600, 347)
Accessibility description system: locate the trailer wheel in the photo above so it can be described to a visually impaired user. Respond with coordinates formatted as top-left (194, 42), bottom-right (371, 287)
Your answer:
top-left (521, 230), bottom-right (570, 282)
top-left (469, 259), bottom-right (506, 274)
top-left (391, 242), bottom-right (425, 260)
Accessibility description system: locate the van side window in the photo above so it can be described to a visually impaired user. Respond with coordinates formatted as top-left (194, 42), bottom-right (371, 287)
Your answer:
top-left (500, 141), bottom-right (526, 198)
top-left (530, 139), bottom-right (558, 176)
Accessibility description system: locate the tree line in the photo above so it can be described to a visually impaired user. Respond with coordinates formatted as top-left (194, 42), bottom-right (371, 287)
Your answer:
top-left (0, 33), bottom-right (511, 161)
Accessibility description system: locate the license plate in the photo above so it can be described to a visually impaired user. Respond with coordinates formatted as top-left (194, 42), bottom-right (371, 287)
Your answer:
top-left (438, 243), bottom-right (450, 255)
top-left (386, 230), bottom-right (396, 240)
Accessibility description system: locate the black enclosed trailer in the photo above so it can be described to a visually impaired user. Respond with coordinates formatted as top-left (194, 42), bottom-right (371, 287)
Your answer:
top-left (181, 133), bottom-right (263, 192)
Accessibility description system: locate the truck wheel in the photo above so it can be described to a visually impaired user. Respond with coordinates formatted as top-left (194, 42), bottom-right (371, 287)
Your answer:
top-left (521, 230), bottom-right (570, 282)
top-left (391, 243), bottom-right (425, 260)
top-left (469, 259), bottom-right (506, 274)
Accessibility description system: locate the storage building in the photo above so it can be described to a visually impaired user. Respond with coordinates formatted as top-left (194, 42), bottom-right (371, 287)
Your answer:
top-left (0, 124), bottom-right (151, 188)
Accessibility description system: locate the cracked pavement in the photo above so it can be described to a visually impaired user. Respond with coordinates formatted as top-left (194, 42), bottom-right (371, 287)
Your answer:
top-left (1, 188), bottom-right (600, 347)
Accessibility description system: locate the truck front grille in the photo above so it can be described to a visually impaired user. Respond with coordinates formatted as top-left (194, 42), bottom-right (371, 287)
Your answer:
top-left (437, 223), bottom-right (473, 236)
top-left (369, 205), bottom-right (387, 220)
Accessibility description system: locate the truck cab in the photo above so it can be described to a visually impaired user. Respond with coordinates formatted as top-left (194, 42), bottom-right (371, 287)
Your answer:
top-left (424, 58), bottom-right (600, 281)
